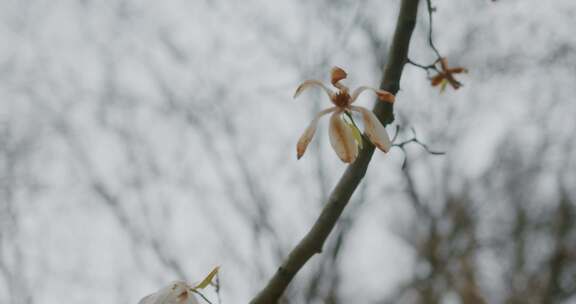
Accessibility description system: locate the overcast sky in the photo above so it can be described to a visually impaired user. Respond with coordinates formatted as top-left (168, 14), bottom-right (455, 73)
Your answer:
top-left (1, 0), bottom-right (575, 303)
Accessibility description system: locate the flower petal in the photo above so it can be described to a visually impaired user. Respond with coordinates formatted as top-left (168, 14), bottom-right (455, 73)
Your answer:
top-left (445, 74), bottom-right (462, 89)
top-left (329, 111), bottom-right (358, 163)
top-left (430, 73), bottom-right (445, 86)
top-left (293, 80), bottom-right (334, 99)
top-left (139, 281), bottom-right (199, 304)
top-left (296, 107), bottom-right (337, 159)
top-left (351, 106), bottom-right (391, 153)
top-left (330, 66), bottom-right (348, 85)
top-left (137, 294), bottom-right (156, 304)
top-left (439, 57), bottom-right (449, 71)
top-left (446, 67), bottom-right (467, 74)
top-left (350, 86), bottom-right (395, 104)
top-left (440, 79), bottom-right (448, 92)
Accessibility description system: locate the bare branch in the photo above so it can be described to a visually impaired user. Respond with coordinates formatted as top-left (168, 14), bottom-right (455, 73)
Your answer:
top-left (249, 0), bottom-right (421, 302)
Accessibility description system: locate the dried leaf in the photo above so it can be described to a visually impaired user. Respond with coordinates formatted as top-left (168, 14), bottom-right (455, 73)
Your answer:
top-left (192, 266), bottom-right (220, 290)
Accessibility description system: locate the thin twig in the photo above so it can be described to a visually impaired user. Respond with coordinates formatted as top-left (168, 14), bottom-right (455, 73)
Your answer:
top-left (406, 58), bottom-right (437, 71)
top-left (392, 127), bottom-right (445, 169)
top-left (191, 289), bottom-right (214, 304)
top-left (393, 137), bottom-right (445, 155)
top-left (390, 125), bottom-right (401, 143)
top-left (426, 0), bottom-right (442, 60)
top-left (215, 274), bottom-right (222, 304)
top-left (407, 0), bottom-right (444, 80)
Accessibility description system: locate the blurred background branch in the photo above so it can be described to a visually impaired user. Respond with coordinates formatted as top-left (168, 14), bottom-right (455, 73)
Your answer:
top-left (0, 0), bottom-right (575, 303)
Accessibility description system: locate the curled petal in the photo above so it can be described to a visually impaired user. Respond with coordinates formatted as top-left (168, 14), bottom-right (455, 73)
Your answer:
top-left (329, 111), bottom-right (358, 163)
top-left (350, 86), bottom-right (395, 104)
top-left (294, 80), bottom-right (334, 99)
top-left (351, 106), bottom-right (391, 153)
top-left (330, 66), bottom-right (348, 85)
top-left (296, 107), bottom-right (337, 159)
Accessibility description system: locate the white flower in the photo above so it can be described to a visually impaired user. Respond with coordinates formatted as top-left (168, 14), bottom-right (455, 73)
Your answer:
top-left (138, 267), bottom-right (219, 304)
top-left (138, 281), bottom-right (199, 304)
top-left (294, 67), bottom-right (395, 163)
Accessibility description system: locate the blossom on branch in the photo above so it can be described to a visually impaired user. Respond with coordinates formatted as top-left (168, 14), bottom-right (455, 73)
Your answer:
top-left (138, 281), bottom-right (199, 304)
top-left (294, 67), bottom-right (395, 163)
top-left (430, 57), bottom-right (468, 91)
top-left (138, 267), bottom-right (219, 304)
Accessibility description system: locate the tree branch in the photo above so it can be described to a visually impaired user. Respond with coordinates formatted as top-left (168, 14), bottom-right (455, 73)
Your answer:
top-left (249, 1), bottom-right (420, 302)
